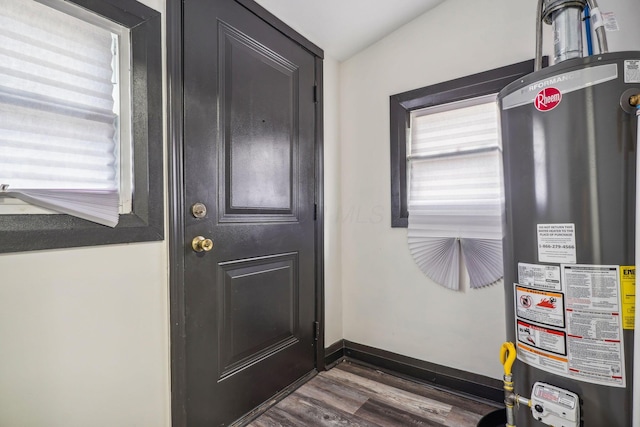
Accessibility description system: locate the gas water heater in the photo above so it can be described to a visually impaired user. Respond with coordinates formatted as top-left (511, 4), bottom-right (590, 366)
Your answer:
top-left (498, 0), bottom-right (640, 426)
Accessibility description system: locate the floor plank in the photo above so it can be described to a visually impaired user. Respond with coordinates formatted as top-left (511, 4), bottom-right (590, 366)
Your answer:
top-left (444, 408), bottom-right (486, 427)
top-left (295, 375), bottom-right (370, 415)
top-left (355, 399), bottom-right (448, 427)
top-left (322, 368), bottom-right (451, 424)
top-left (247, 361), bottom-right (500, 427)
top-left (272, 393), bottom-right (382, 427)
top-left (335, 362), bottom-right (496, 416)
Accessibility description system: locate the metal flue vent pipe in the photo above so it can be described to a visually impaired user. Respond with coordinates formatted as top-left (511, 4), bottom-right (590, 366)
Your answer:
top-left (534, 0), bottom-right (609, 70)
top-left (544, 0), bottom-right (585, 63)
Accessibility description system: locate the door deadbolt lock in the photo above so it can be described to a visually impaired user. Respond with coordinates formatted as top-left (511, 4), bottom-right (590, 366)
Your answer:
top-left (191, 202), bottom-right (207, 218)
top-left (192, 236), bottom-right (214, 252)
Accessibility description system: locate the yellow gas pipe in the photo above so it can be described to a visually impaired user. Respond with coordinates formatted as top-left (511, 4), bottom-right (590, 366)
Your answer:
top-left (500, 342), bottom-right (517, 376)
top-left (500, 342), bottom-right (531, 427)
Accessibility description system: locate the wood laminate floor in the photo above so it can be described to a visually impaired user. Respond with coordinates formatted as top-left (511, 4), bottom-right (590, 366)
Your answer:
top-left (247, 361), bottom-right (501, 426)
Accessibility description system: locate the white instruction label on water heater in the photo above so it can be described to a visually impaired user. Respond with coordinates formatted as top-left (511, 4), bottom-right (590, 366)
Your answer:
top-left (562, 265), bottom-right (625, 387)
top-left (624, 60), bottom-right (640, 83)
top-left (537, 224), bottom-right (576, 264)
top-left (518, 262), bottom-right (562, 291)
top-left (515, 265), bottom-right (626, 388)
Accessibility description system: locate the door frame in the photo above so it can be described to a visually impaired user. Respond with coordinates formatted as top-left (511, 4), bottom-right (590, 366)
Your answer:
top-left (166, 0), bottom-right (325, 425)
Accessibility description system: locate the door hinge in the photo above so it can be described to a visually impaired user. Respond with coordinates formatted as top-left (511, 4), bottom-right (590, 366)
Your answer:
top-left (313, 203), bottom-right (317, 220)
top-left (313, 84), bottom-right (318, 103)
top-left (314, 321), bottom-right (320, 341)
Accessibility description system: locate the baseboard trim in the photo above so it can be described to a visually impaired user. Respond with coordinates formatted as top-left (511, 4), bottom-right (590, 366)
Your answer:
top-left (325, 339), bottom-right (502, 403)
top-left (324, 339), bottom-right (345, 368)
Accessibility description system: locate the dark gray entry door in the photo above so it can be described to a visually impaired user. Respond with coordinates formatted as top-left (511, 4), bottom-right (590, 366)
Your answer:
top-left (182, 0), bottom-right (317, 425)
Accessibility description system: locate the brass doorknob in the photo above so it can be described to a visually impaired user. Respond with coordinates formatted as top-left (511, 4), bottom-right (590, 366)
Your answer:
top-left (192, 236), bottom-right (214, 252)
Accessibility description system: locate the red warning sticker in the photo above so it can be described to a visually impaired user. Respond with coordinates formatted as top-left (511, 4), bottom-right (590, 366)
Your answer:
top-left (534, 87), bottom-right (562, 112)
top-left (515, 285), bottom-right (565, 328)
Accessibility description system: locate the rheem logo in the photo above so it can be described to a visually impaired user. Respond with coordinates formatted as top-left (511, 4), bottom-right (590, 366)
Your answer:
top-left (534, 87), bottom-right (562, 112)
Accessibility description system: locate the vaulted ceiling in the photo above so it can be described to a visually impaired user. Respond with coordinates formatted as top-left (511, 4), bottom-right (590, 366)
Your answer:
top-left (255, 0), bottom-right (446, 61)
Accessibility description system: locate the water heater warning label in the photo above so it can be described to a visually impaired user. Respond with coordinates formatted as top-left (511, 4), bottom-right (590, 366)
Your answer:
top-left (624, 60), bottom-right (640, 83)
top-left (517, 320), bottom-right (566, 355)
top-left (537, 224), bottom-right (576, 263)
top-left (516, 286), bottom-right (565, 327)
top-left (620, 266), bottom-right (635, 330)
top-left (515, 265), bottom-right (626, 388)
top-left (563, 265), bottom-right (625, 388)
top-left (518, 262), bottom-right (561, 291)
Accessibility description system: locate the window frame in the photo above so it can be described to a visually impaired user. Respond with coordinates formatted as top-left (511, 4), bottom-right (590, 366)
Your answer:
top-left (389, 58), bottom-right (542, 228)
top-left (0, 0), bottom-right (163, 253)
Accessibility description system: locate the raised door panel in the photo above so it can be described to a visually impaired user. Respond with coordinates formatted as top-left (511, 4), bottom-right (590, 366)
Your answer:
top-left (217, 253), bottom-right (299, 379)
top-left (219, 23), bottom-right (299, 222)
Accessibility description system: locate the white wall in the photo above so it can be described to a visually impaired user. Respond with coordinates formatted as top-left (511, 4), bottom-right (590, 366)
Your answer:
top-left (323, 55), bottom-right (344, 346)
top-left (0, 0), bottom-right (171, 425)
top-left (0, 244), bottom-right (170, 427)
top-left (339, 0), bottom-right (540, 380)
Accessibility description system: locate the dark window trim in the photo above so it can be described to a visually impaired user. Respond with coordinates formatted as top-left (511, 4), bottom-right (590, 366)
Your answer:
top-left (0, 0), bottom-right (163, 253)
top-left (389, 58), bottom-right (544, 228)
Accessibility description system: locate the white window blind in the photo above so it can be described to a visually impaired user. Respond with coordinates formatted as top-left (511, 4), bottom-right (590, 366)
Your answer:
top-left (407, 96), bottom-right (504, 290)
top-left (0, 0), bottom-right (121, 227)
